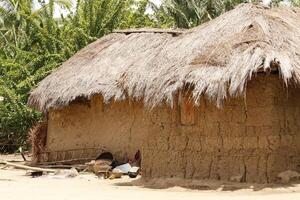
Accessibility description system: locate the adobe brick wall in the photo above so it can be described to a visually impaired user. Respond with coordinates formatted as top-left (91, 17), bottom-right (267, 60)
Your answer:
top-left (44, 97), bottom-right (148, 163)
top-left (43, 74), bottom-right (300, 182)
top-left (142, 75), bottom-right (300, 183)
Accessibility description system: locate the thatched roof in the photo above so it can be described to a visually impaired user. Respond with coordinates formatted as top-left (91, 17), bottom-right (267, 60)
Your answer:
top-left (28, 3), bottom-right (300, 112)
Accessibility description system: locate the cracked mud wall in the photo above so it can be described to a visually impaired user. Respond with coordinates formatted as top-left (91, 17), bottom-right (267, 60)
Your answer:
top-left (142, 75), bottom-right (300, 183)
top-left (44, 75), bottom-right (300, 183)
top-left (44, 97), bottom-right (149, 162)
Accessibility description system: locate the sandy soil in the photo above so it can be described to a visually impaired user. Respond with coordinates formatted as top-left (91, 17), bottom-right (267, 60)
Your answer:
top-left (1, 154), bottom-right (300, 200)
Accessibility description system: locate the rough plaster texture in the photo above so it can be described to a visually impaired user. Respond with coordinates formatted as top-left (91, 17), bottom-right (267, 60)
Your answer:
top-left (43, 75), bottom-right (300, 183)
top-left (45, 96), bottom-right (147, 162)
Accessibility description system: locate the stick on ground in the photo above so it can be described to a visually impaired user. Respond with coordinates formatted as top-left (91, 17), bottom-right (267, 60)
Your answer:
top-left (0, 160), bottom-right (56, 173)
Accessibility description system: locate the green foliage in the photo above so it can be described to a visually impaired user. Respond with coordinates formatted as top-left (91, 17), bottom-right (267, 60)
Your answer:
top-left (119, 0), bottom-right (155, 28)
top-left (159, 0), bottom-right (300, 28)
top-left (292, 0), bottom-right (300, 6)
top-left (0, 59), bottom-right (42, 152)
top-left (0, 0), bottom-right (160, 152)
top-left (157, 0), bottom-right (246, 28)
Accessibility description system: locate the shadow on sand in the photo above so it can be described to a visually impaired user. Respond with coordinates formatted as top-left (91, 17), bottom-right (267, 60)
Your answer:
top-left (114, 177), bottom-right (300, 192)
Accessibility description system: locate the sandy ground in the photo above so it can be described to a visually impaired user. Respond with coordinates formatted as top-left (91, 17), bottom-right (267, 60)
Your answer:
top-left (1, 154), bottom-right (300, 200)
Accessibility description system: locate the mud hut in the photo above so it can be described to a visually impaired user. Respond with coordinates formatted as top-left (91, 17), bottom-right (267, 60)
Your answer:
top-left (28, 4), bottom-right (300, 183)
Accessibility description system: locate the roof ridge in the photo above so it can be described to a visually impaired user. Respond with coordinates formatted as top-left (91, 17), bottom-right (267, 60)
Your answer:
top-left (113, 28), bottom-right (184, 36)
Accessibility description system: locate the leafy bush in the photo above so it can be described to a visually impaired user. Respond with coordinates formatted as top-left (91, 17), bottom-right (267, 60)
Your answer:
top-left (0, 0), bottom-right (161, 152)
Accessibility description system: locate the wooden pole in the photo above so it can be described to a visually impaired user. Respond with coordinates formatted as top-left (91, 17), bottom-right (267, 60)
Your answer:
top-left (0, 160), bottom-right (56, 173)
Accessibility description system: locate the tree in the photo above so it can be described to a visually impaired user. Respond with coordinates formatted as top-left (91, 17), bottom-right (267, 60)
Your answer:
top-left (159, 0), bottom-right (299, 28)
top-left (0, 0), bottom-right (160, 152)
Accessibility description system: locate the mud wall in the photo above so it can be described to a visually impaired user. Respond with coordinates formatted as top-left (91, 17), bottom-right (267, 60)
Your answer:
top-left (44, 97), bottom-right (150, 163)
top-left (142, 75), bottom-right (300, 183)
top-left (43, 75), bottom-right (300, 182)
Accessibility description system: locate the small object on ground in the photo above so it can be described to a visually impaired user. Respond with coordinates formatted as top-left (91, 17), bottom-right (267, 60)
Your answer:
top-left (97, 171), bottom-right (110, 179)
top-left (108, 174), bottom-right (116, 180)
top-left (25, 170), bottom-right (44, 177)
top-left (93, 160), bottom-right (112, 175)
top-left (111, 168), bottom-right (123, 179)
top-left (18, 147), bottom-right (27, 161)
top-left (128, 167), bottom-right (140, 178)
top-left (85, 160), bottom-right (96, 172)
top-left (114, 163), bottom-right (131, 174)
top-left (277, 170), bottom-right (300, 183)
top-left (86, 159), bottom-right (112, 178)
top-left (109, 172), bottom-right (122, 180)
top-left (112, 168), bottom-right (123, 174)
top-left (54, 168), bottom-right (79, 178)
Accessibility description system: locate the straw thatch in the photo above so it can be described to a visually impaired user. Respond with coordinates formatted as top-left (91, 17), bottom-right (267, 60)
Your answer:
top-left (28, 3), bottom-right (300, 112)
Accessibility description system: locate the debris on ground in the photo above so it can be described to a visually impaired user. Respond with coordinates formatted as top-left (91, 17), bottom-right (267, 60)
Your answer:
top-left (25, 170), bottom-right (45, 177)
top-left (85, 150), bottom-right (142, 180)
top-left (114, 163), bottom-right (131, 174)
top-left (54, 168), bottom-right (79, 178)
top-left (0, 160), bottom-right (56, 173)
top-left (85, 158), bottom-right (113, 179)
top-left (109, 169), bottom-right (123, 180)
top-left (1, 150), bottom-right (142, 180)
top-left (128, 167), bottom-right (140, 178)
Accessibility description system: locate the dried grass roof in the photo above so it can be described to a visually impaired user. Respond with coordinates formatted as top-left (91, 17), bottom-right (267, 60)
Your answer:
top-left (28, 3), bottom-right (300, 112)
